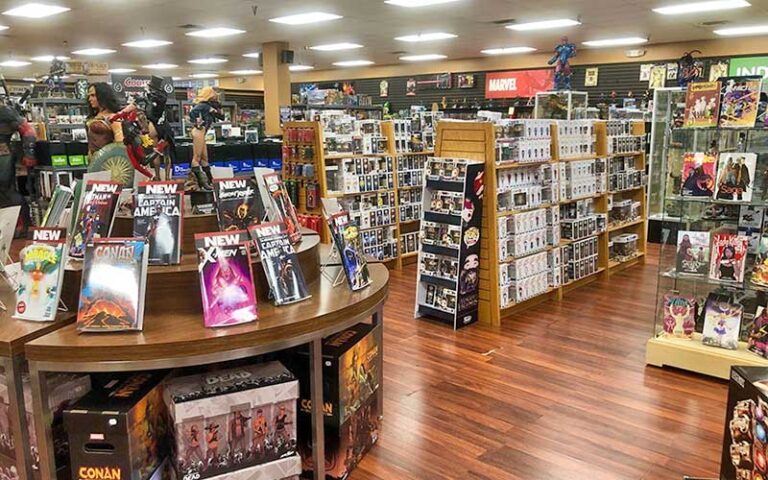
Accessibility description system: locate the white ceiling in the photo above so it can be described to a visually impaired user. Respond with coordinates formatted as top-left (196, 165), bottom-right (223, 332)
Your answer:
top-left (1, 0), bottom-right (768, 79)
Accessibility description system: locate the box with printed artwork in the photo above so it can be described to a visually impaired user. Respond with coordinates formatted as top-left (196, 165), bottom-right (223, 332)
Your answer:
top-left (720, 367), bottom-right (768, 480)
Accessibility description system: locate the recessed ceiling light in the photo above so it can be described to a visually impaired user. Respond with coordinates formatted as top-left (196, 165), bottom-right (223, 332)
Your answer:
top-left (242, 52), bottom-right (260, 58)
top-left (506, 18), bottom-right (581, 31)
top-left (72, 48), bottom-right (116, 56)
top-left (0, 60), bottom-right (31, 67)
top-left (289, 65), bottom-right (315, 71)
top-left (481, 46), bottom-right (537, 55)
top-left (186, 27), bottom-right (245, 38)
top-left (3, 3), bottom-right (70, 18)
top-left (583, 37), bottom-right (648, 47)
top-left (229, 69), bottom-right (262, 75)
top-left (310, 42), bottom-right (363, 51)
top-left (399, 53), bottom-right (447, 61)
top-left (171, 76), bottom-right (183, 81)
top-left (395, 32), bottom-right (457, 42)
top-left (269, 12), bottom-right (342, 25)
top-left (108, 68), bottom-right (136, 73)
top-left (0, 26), bottom-right (9, 31)
top-left (333, 60), bottom-right (375, 67)
top-left (143, 63), bottom-right (178, 69)
top-left (122, 39), bottom-right (172, 48)
top-left (22, 77), bottom-right (36, 82)
top-left (189, 73), bottom-right (219, 79)
top-left (714, 24), bottom-right (768, 35)
top-left (31, 55), bottom-right (69, 62)
top-left (188, 57), bottom-right (228, 64)
top-left (653, 0), bottom-right (750, 15)
top-left (385, 0), bottom-right (461, 7)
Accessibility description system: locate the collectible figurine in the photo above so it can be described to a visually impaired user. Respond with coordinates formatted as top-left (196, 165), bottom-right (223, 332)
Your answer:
top-left (677, 50), bottom-right (703, 87)
top-left (186, 425), bottom-right (204, 466)
top-left (229, 410), bottom-right (251, 461)
top-left (187, 87), bottom-right (225, 191)
top-left (548, 37), bottom-right (576, 90)
top-left (274, 404), bottom-right (291, 445)
top-left (252, 408), bottom-right (268, 456)
top-left (205, 423), bottom-right (220, 467)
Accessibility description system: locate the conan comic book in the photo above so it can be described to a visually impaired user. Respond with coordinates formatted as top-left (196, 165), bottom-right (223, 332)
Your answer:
top-left (715, 153), bottom-right (757, 202)
top-left (709, 232), bottom-right (750, 283)
top-left (249, 222), bottom-right (310, 305)
top-left (661, 293), bottom-right (696, 339)
top-left (702, 293), bottom-right (743, 350)
top-left (213, 177), bottom-right (264, 232)
top-left (77, 238), bottom-right (149, 332)
top-left (69, 181), bottom-right (122, 260)
top-left (329, 211), bottom-right (371, 291)
top-left (720, 77), bottom-right (761, 128)
top-left (133, 181), bottom-right (184, 265)
top-left (675, 230), bottom-right (710, 276)
top-left (195, 231), bottom-right (258, 328)
top-left (262, 173), bottom-right (302, 244)
top-left (13, 228), bottom-right (67, 322)
top-left (681, 152), bottom-right (717, 197)
top-left (683, 81), bottom-right (721, 128)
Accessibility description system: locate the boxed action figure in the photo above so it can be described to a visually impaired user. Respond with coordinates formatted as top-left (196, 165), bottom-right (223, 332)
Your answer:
top-left (163, 361), bottom-right (298, 480)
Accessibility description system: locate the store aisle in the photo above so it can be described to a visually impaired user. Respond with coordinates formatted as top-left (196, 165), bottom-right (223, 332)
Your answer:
top-left (354, 245), bottom-right (726, 480)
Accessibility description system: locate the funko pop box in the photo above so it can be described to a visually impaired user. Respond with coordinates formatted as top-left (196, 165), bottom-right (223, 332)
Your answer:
top-left (63, 372), bottom-right (170, 480)
top-left (163, 361), bottom-right (299, 480)
top-left (721, 366), bottom-right (768, 480)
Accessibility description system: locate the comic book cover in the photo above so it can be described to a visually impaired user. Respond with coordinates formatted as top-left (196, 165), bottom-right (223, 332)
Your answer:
top-left (13, 228), bottom-right (67, 322)
top-left (719, 76), bottom-right (761, 128)
top-left (661, 293), bottom-right (696, 338)
top-left (77, 238), bottom-right (149, 332)
top-left (212, 177), bottom-right (263, 232)
top-left (329, 212), bottom-right (371, 291)
top-left (69, 181), bottom-right (123, 260)
top-left (751, 237), bottom-right (768, 287)
top-left (683, 81), bottom-right (721, 128)
top-left (195, 231), bottom-right (258, 328)
top-left (709, 232), bottom-right (749, 283)
top-left (262, 173), bottom-right (302, 244)
top-left (249, 222), bottom-right (310, 305)
top-left (0, 205), bottom-right (20, 263)
top-left (749, 305), bottom-right (768, 357)
top-left (675, 230), bottom-right (710, 276)
top-left (681, 152), bottom-right (717, 197)
top-left (715, 152), bottom-right (757, 202)
top-left (133, 181), bottom-right (184, 265)
top-left (702, 293), bottom-right (742, 350)
top-left (41, 185), bottom-right (73, 228)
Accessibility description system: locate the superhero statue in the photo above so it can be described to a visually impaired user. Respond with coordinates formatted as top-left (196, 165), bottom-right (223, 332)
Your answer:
top-left (549, 37), bottom-right (576, 91)
top-left (678, 50), bottom-right (703, 88)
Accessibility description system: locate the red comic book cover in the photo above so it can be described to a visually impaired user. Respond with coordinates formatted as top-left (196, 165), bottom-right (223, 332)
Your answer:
top-left (709, 232), bottom-right (749, 283)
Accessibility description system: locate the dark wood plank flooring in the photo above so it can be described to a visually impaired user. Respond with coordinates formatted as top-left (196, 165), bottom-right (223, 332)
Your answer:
top-left (354, 246), bottom-right (726, 480)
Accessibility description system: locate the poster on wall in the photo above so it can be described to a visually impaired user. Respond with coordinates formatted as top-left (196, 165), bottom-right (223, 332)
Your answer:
top-left (729, 56), bottom-right (768, 78)
top-left (709, 61), bottom-right (729, 81)
top-left (640, 64), bottom-right (653, 81)
top-left (667, 63), bottom-right (679, 80)
top-left (485, 69), bottom-right (554, 99)
top-left (457, 74), bottom-right (475, 88)
top-left (417, 73), bottom-right (452, 90)
top-left (649, 65), bottom-right (667, 89)
top-left (379, 80), bottom-right (389, 97)
top-left (584, 67), bottom-right (599, 87)
top-left (406, 78), bottom-right (417, 96)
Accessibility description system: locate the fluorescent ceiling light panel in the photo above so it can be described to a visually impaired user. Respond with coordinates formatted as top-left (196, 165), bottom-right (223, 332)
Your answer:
top-left (31, 55), bottom-right (69, 62)
top-left (653, 0), bottom-right (750, 15)
top-left (481, 46), bottom-right (537, 55)
top-left (289, 65), bottom-right (314, 71)
top-left (189, 73), bottom-right (218, 78)
top-left (188, 57), bottom-right (228, 64)
top-left (72, 48), bottom-right (116, 55)
top-left (385, 0), bottom-right (461, 7)
top-left (583, 37), bottom-right (648, 47)
top-left (399, 53), bottom-right (447, 61)
top-left (395, 32), bottom-right (457, 42)
top-left (310, 42), bottom-right (363, 51)
top-left (22, 77), bottom-right (36, 82)
top-left (108, 68), bottom-right (136, 73)
top-left (3, 3), bottom-right (70, 18)
top-left (143, 63), bottom-right (178, 69)
top-left (506, 18), bottom-right (581, 31)
top-left (269, 12), bottom-right (342, 25)
top-left (0, 26), bottom-right (9, 31)
top-left (122, 39), bottom-right (172, 48)
top-left (186, 27), bottom-right (245, 38)
top-left (242, 52), bottom-right (260, 58)
top-left (229, 69), bottom-right (262, 75)
top-left (714, 24), bottom-right (768, 35)
top-left (333, 60), bottom-right (375, 67)
top-left (0, 60), bottom-right (31, 67)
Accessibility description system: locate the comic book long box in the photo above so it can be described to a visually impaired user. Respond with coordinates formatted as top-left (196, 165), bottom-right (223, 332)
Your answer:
top-left (63, 372), bottom-right (170, 480)
top-left (162, 361), bottom-right (299, 480)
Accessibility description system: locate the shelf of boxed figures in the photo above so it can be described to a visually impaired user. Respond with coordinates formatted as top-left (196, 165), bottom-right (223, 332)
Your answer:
top-left (396, 151), bottom-right (433, 266)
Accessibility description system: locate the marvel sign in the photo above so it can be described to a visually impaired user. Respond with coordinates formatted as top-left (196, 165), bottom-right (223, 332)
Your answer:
top-left (485, 69), bottom-right (554, 99)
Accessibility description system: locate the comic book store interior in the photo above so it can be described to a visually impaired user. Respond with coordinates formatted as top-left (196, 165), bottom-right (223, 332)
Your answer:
top-left (9, 0), bottom-right (768, 479)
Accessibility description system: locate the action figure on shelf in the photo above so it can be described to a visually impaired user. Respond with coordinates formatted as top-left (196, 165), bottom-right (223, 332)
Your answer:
top-left (186, 425), bottom-right (204, 466)
top-left (274, 404), bottom-right (291, 445)
top-left (229, 410), bottom-right (251, 460)
top-left (677, 50), bottom-right (703, 87)
top-left (45, 58), bottom-right (67, 95)
top-left (186, 87), bottom-right (224, 191)
top-left (252, 409), bottom-right (268, 456)
top-left (205, 423), bottom-right (220, 467)
top-left (548, 37), bottom-right (576, 90)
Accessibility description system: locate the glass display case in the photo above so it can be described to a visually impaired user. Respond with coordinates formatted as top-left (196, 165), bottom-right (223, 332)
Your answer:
top-left (534, 91), bottom-right (589, 120)
top-left (647, 88), bottom-right (685, 226)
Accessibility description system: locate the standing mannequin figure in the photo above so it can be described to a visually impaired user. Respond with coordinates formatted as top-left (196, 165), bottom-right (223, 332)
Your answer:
top-left (0, 89), bottom-right (37, 234)
top-left (188, 87), bottom-right (224, 191)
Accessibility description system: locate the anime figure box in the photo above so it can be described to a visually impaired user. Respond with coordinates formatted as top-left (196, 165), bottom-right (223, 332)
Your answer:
top-left (721, 366), bottom-right (768, 479)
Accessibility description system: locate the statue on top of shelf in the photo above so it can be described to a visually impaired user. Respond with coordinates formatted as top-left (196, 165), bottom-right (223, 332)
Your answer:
top-left (548, 37), bottom-right (576, 90)
top-left (677, 50), bottom-right (703, 88)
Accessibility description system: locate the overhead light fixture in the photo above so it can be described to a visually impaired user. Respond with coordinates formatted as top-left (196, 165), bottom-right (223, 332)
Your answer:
top-left (143, 63), bottom-right (178, 69)
top-left (22, 77), bottom-right (37, 82)
top-left (122, 39), bottom-right (172, 48)
top-left (269, 12), bottom-right (342, 25)
top-left (481, 46), bottom-right (537, 55)
top-left (3, 3), bottom-right (70, 18)
top-left (333, 60), bottom-right (375, 67)
top-left (171, 76), bottom-right (183, 81)
top-left (0, 26), bottom-right (9, 31)
top-left (189, 73), bottom-right (219, 79)
top-left (399, 53), bottom-right (447, 61)
top-left (242, 52), bottom-right (260, 58)
top-left (186, 27), bottom-right (245, 38)
top-left (289, 65), bottom-right (314, 71)
top-left (653, 0), bottom-right (750, 15)
top-left (108, 68), bottom-right (136, 73)
top-left (506, 18), bottom-right (581, 31)
top-left (714, 24), bottom-right (768, 35)
top-left (583, 37), bottom-right (648, 47)
top-left (31, 55), bottom-right (69, 62)
top-left (310, 42), bottom-right (363, 51)
top-left (385, 0), bottom-right (461, 7)
top-left (229, 69), bottom-right (262, 75)
top-left (72, 48), bottom-right (116, 56)
top-left (0, 60), bottom-right (31, 67)
top-left (188, 57), bottom-right (228, 64)
top-left (395, 32), bottom-right (457, 42)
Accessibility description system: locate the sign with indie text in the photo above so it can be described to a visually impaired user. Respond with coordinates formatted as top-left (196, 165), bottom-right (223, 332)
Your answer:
top-left (109, 74), bottom-right (175, 98)
top-left (729, 56), bottom-right (768, 78)
top-left (485, 70), bottom-right (554, 99)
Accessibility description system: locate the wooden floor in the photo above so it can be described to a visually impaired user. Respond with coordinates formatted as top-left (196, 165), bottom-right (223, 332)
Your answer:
top-left (354, 246), bottom-right (726, 480)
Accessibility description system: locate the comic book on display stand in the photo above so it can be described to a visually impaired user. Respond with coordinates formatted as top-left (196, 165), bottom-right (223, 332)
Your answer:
top-left (715, 152), bottom-right (758, 202)
top-left (212, 177), bottom-right (264, 232)
top-left (262, 172), bottom-right (302, 244)
top-left (77, 238), bottom-right (149, 332)
top-left (661, 293), bottom-right (696, 339)
top-left (328, 211), bottom-right (371, 291)
top-left (702, 292), bottom-right (743, 350)
top-left (683, 81), bottom-right (721, 128)
top-left (249, 222), bottom-right (311, 306)
top-left (0, 205), bottom-right (20, 263)
top-left (681, 152), bottom-right (717, 197)
top-left (709, 232), bottom-right (750, 283)
top-left (675, 230), bottom-right (710, 276)
top-left (69, 181), bottom-right (123, 260)
top-left (719, 76), bottom-right (762, 128)
top-left (194, 231), bottom-right (258, 328)
top-left (133, 181), bottom-right (184, 265)
top-left (13, 228), bottom-right (67, 322)
top-left (751, 237), bottom-right (768, 287)
top-left (41, 185), bottom-right (73, 228)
